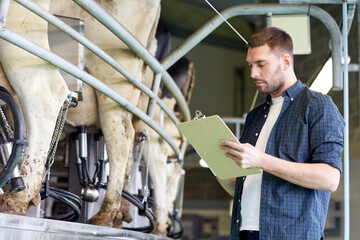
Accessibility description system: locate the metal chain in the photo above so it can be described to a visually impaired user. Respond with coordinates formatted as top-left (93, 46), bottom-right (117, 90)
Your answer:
top-left (47, 104), bottom-right (64, 157)
top-left (134, 130), bottom-right (150, 204)
top-left (135, 141), bottom-right (145, 173)
top-left (0, 105), bottom-right (14, 139)
top-left (142, 137), bottom-right (151, 204)
top-left (43, 94), bottom-right (76, 181)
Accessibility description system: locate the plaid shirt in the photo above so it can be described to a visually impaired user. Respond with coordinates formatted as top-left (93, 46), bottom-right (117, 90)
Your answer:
top-left (230, 80), bottom-right (344, 240)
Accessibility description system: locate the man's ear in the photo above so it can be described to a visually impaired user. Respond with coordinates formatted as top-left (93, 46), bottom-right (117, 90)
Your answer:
top-left (281, 53), bottom-right (292, 71)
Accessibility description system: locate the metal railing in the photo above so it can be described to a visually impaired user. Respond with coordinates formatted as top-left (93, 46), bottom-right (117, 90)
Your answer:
top-left (0, 0), bottom-right (189, 157)
top-left (0, 1), bottom-right (344, 161)
top-left (0, 1), bottom-right (350, 238)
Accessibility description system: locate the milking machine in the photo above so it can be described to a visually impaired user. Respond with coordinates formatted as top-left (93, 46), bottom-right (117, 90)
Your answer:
top-left (0, 87), bottom-right (26, 194)
top-left (72, 127), bottom-right (157, 233)
top-left (122, 129), bottom-right (157, 233)
top-left (0, 86), bottom-right (184, 236)
top-left (164, 156), bottom-right (185, 239)
top-left (166, 175), bottom-right (185, 239)
top-left (40, 92), bottom-right (82, 221)
top-left (74, 127), bottom-right (108, 202)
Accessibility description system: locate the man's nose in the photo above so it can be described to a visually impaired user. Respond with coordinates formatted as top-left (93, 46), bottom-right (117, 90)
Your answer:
top-left (251, 67), bottom-right (260, 79)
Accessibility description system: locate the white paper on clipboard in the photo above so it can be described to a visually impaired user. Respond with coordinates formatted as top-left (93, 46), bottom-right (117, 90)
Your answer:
top-left (176, 115), bottom-right (260, 179)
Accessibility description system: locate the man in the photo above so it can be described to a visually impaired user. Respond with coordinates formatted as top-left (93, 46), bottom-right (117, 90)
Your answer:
top-left (219, 27), bottom-right (344, 239)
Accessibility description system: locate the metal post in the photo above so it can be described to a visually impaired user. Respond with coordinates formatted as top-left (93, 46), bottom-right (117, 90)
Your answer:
top-left (0, 0), bottom-right (10, 28)
top-left (342, 2), bottom-right (350, 240)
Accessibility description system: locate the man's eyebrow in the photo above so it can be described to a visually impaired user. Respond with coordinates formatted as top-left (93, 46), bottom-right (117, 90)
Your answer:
top-left (247, 60), bottom-right (266, 65)
top-left (254, 60), bottom-right (266, 64)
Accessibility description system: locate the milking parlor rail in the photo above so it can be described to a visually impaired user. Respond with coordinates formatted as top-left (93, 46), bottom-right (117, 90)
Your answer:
top-left (0, 0), bottom-right (342, 160)
top-left (0, 0), bottom-right (351, 239)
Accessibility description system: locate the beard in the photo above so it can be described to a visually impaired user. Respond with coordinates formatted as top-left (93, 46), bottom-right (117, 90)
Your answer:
top-left (256, 65), bottom-right (285, 96)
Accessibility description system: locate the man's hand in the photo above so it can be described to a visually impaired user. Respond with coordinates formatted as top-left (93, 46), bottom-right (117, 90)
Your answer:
top-left (220, 139), bottom-right (264, 169)
top-left (219, 139), bottom-right (340, 192)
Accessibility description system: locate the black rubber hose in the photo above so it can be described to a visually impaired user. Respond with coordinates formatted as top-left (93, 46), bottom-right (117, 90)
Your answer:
top-left (122, 190), bottom-right (156, 233)
top-left (41, 186), bottom-right (82, 222)
top-left (0, 87), bottom-right (25, 189)
top-left (167, 213), bottom-right (184, 239)
top-left (50, 187), bottom-right (82, 208)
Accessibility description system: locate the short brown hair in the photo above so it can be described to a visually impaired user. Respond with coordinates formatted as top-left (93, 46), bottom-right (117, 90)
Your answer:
top-left (248, 27), bottom-right (293, 60)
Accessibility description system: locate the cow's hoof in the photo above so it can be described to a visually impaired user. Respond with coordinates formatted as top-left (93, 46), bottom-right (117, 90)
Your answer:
top-left (121, 211), bottom-right (133, 223)
top-left (152, 227), bottom-right (167, 237)
top-left (0, 193), bottom-right (27, 215)
top-left (112, 211), bottom-right (133, 229)
top-left (112, 216), bottom-right (123, 229)
top-left (86, 212), bottom-right (114, 227)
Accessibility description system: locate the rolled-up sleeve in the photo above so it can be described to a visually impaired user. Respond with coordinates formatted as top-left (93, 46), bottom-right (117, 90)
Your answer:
top-left (309, 95), bottom-right (344, 172)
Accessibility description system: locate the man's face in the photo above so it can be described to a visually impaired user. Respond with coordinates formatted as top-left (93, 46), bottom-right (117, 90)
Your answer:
top-left (246, 44), bottom-right (286, 98)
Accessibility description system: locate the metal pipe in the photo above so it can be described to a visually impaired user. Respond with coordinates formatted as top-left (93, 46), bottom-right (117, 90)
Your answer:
top-left (222, 117), bottom-right (246, 139)
top-left (0, 28), bottom-right (180, 155)
top-left (346, 4), bottom-right (356, 34)
top-left (0, 0), bottom-right (10, 28)
top-left (162, 71), bottom-right (191, 121)
top-left (342, 3), bottom-right (350, 240)
top-left (73, 0), bottom-right (163, 74)
top-left (162, 4), bottom-right (342, 90)
top-left (73, 0), bottom-right (191, 121)
top-left (222, 117), bottom-right (246, 125)
top-left (308, 5), bottom-right (343, 90)
top-left (77, 126), bottom-right (88, 159)
top-left (348, 63), bottom-right (359, 72)
top-left (358, 0), bottom-right (360, 131)
top-left (280, 0), bottom-right (357, 3)
top-left (147, 73), bottom-right (163, 119)
top-left (13, 0), bottom-right (181, 125)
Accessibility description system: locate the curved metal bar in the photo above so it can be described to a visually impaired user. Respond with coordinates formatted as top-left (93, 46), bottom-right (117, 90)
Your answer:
top-left (0, 0), bottom-right (10, 28)
top-left (73, 0), bottom-right (191, 121)
top-left (0, 28), bottom-right (180, 155)
top-left (13, 0), bottom-right (180, 125)
top-left (162, 4), bottom-right (342, 90)
top-left (147, 73), bottom-right (163, 119)
top-left (162, 71), bottom-right (191, 121)
top-left (73, 0), bottom-right (164, 73)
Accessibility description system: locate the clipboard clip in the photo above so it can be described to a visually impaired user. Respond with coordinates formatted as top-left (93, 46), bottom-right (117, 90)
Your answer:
top-left (193, 110), bottom-right (206, 120)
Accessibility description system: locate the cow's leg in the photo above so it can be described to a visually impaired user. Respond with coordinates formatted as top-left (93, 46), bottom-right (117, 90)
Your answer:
top-left (51, 0), bottom-right (161, 226)
top-left (113, 196), bottom-right (132, 228)
top-left (148, 140), bottom-right (169, 235)
top-left (87, 105), bottom-right (134, 226)
top-left (150, 99), bottom-right (183, 235)
top-left (113, 146), bottom-right (135, 228)
top-left (0, 0), bottom-right (68, 214)
top-left (166, 162), bottom-right (183, 215)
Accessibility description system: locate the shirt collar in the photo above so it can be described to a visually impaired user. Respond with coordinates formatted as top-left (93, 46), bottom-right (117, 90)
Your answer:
top-left (265, 80), bottom-right (304, 103)
top-left (282, 80), bottom-right (304, 100)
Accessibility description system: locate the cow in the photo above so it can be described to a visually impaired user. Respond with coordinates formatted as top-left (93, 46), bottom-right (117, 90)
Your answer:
top-left (0, 0), bottom-right (162, 226)
top-left (0, 0), bottom-right (190, 236)
top-left (139, 57), bottom-right (194, 235)
top-left (131, 22), bottom-right (193, 235)
top-left (51, 0), bottom-right (162, 228)
top-left (0, 0), bottom-right (69, 214)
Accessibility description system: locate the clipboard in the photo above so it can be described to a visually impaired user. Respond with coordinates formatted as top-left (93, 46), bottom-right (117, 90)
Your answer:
top-left (176, 115), bottom-right (260, 179)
